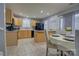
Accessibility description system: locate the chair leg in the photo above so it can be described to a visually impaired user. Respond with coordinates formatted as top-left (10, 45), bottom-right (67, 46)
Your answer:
top-left (60, 50), bottom-right (64, 56)
top-left (46, 46), bottom-right (48, 56)
top-left (57, 49), bottom-right (64, 56)
top-left (57, 49), bottom-right (59, 56)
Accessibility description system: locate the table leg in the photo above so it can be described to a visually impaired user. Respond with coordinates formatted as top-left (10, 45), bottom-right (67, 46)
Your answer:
top-left (61, 50), bottom-right (63, 56)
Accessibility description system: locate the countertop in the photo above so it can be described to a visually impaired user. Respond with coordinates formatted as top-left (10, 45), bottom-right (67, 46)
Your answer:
top-left (6, 30), bottom-right (18, 32)
top-left (19, 28), bottom-right (33, 30)
top-left (34, 30), bottom-right (45, 32)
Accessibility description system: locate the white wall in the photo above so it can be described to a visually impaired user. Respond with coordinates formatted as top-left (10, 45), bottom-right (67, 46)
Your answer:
top-left (0, 3), bottom-right (5, 55)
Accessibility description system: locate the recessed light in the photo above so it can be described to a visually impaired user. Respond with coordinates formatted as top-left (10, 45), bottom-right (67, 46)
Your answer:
top-left (33, 16), bottom-right (36, 18)
top-left (26, 16), bottom-right (29, 17)
top-left (47, 12), bottom-right (49, 15)
top-left (19, 13), bottom-right (23, 15)
top-left (41, 10), bottom-right (43, 13)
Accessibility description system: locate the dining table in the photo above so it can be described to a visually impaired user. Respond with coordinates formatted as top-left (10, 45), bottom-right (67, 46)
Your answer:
top-left (49, 34), bottom-right (75, 56)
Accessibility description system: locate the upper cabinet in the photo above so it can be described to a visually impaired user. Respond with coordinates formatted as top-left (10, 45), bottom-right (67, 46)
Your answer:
top-left (31, 20), bottom-right (37, 27)
top-left (6, 8), bottom-right (12, 24)
top-left (14, 17), bottom-right (22, 26)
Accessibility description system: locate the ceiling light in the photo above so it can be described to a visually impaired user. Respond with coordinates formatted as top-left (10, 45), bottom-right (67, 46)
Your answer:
top-left (19, 13), bottom-right (23, 15)
top-left (41, 10), bottom-right (43, 13)
top-left (33, 16), bottom-right (36, 18)
top-left (26, 16), bottom-right (29, 18)
top-left (47, 12), bottom-right (49, 15)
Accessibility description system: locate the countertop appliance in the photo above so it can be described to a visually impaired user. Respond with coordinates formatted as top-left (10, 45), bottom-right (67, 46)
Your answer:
top-left (35, 23), bottom-right (44, 30)
top-left (6, 18), bottom-right (20, 31)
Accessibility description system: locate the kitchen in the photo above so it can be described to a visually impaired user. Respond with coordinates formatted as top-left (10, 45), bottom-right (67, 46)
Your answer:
top-left (5, 3), bottom-right (79, 56)
top-left (6, 8), bottom-right (46, 46)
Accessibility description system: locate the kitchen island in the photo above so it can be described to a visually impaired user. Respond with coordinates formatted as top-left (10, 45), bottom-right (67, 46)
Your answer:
top-left (34, 30), bottom-right (46, 42)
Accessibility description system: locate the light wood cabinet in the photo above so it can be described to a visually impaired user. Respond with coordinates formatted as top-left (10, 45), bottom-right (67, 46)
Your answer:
top-left (48, 31), bottom-right (56, 37)
top-left (27, 30), bottom-right (31, 38)
top-left (14, 17), bottom-right (22, 26)
top-left (31, 20), bottom-right (37, 27)
top-left (18, 30), bottom-right (31, 39)
top-left (6, 8), bottom-right (12, 24)
top-left (34, 31), bottom-right (46, 42)
top-left (6, 31), bottom-right (18, 46)
top-left (18, 30), bottom-right (27, 39)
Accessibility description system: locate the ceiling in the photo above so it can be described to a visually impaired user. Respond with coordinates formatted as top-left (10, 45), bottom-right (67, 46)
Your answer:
top-left (6, 3), bottom-right (79, 18)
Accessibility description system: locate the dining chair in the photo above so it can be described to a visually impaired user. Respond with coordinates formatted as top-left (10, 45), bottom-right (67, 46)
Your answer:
top-left (45, 30), bottom-right (59, 56)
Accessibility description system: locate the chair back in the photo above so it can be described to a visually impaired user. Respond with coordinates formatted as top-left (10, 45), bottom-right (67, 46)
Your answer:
top-left (45, 30), bottom-right (50, 41)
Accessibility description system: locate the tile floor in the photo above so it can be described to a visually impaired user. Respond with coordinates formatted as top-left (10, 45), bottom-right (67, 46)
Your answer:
top-left (7, 38), bottom-right (57, 56)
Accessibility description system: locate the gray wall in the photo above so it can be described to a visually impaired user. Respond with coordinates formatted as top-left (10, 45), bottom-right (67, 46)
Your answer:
top-left (44, 16), bottom-right (60, 31)
top-left (75, 30), bottom-right (79, 56)
top-left (63, 13), bottom-right (72, 28)
top-left (0, 3), bottom-right (5, 55)
top-left (0, 3), bottom-right (4, 29)
top-left (63, 12), bottom-right (75, 34)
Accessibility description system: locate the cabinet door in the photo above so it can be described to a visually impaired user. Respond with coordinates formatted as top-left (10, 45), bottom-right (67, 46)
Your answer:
top-left (18, 30), bottom-right (32, 39)
top-left (27, 30), bottom-right (31, 38)
top-left (35, 32), bottom-right (46, 42)
top-left (48, 31), bottom-right (56, 37)
top-left (18, 30), bottom-right (27, 39)
top-left (31, 20), bottom-right (37, 28)
top-left (6, 31), bottom-right (17, 46)
top-left (6, 8), bottom-right (12, 23)
top-left (48, 32), bottom-right (52, 36)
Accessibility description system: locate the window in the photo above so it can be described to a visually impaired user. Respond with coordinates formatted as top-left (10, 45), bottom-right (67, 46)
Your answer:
top-left (22, 18), bottom-right (31, 29)
top-left (60, 16), bottom-right (64, 30)
top-left (75, 13), bottom-right (79, 30)
top-left (44, 16), bottom-right (60, 30)
top-left (44, 20), bottom-right (48, 29)
top-left (44, 16), bottom-right (64, 31)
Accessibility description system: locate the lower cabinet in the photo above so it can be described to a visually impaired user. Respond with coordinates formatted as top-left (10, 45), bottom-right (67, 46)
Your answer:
top-left (18, 30), bottom-right (27, 39)
top-left (27, 30), bottom-right (31, 38)
top-left (34, 31), bottom-right (46, 42)
top-left (18, 30), bottom-right (31, 39)
top-left (48, 31), bottom-right (56, 37)
top-left (6, 31), bottom-right (18, 46)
